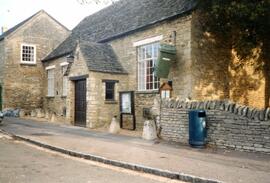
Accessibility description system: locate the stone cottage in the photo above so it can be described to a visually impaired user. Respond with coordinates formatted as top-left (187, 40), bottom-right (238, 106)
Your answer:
top-left (41, 0), bottom-right (269, 129)
top-left (0, 10), bottom-right (70, 112)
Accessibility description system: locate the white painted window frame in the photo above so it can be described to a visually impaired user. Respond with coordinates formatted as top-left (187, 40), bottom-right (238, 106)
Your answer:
top-left (60, 62), bottom-right (69, 66)
top-left (47, 68), bottom-right (55, 97)
top-left (135, 37), bottom-right (161, 92)
top-left (20, 43), bottom-right (36, 64)
top-left (137, 41), bottom-right (160, 92)
top-left (133, 35), bottom-right (163, 47)
top-left (45, 65), bottom-right (56, 70)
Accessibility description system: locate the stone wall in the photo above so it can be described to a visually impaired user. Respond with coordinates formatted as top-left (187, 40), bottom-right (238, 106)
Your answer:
top-left (135, 92), bottom-right (158, 129)
top-left (43, 47), bottom-right (128, 128)
top-left (191, 11), bottom-right (267, 109)
top-left (87, 71), bottom-right (128, 128)
top-left (1, 11), bottom-right (69, 111)
top-left (0, 40), bottom-right (5, 85)
top-left (42, 56), bottom-right (69, 123)
top-left (110, 15), bottom-right (193, 128)
top-left (159, 99), bottom-right (270, 153)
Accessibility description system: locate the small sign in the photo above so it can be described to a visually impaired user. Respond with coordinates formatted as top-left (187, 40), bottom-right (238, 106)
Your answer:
top-left (121, 92), bottom-right (131, 113)
top-left (161, 90), bottom-right (170, 99)
top-left (160, 82), bottom-right (173, 99)
top-left (119, 91), bottom-right (136, 130)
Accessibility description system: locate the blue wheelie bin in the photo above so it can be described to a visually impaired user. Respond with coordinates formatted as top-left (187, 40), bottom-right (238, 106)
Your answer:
top-left (188, 110), bottom-right (207, 147)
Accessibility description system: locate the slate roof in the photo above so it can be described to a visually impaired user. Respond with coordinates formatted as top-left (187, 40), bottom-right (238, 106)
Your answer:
top-left (0, 10), bottom-right (69, 41)
top-left (43, 0), bottom-right (197, 62)
top-left (79, 41), bottom-right (127, 74)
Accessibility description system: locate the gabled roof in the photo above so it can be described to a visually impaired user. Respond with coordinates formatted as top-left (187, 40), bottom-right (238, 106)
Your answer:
top-left (0, 10), bottom-right (69, 41)
top-left (43, 0), bottom-right (197, 61)
top-left (79, 41), bottom-right (127, 74)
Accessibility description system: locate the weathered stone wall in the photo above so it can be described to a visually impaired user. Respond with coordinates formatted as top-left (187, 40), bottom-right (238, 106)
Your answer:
top-left (191, 11), bottom-right (267, 109)
top-left (0, 40), bottom-right (5, 85)
top-left (135, 92), bottom-right (158, 129)
top-left (2, 11), bottom-right (69, 111)
top-left (87, 71), bottom-right (128, 128)
top-left (229, 49), bottom-right (266, 109)
top-left (159, 99), bottom-right (270, 154)
top-left (191, 12), bottom-right (230, 101)
top-left (43, 47), bottom-right (128, 128)
top-left (110, 15), bottom-right (193, 128)
top-left (42, 56), bottom-right (69, 123)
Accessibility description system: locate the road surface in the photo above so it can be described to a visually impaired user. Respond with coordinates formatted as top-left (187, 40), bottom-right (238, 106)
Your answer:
top-left (0, 134), bottom-right (182, 183)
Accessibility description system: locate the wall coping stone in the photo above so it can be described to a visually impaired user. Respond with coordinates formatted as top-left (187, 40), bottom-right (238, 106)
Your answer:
top-left (161, 99), bottom-right (270, 121)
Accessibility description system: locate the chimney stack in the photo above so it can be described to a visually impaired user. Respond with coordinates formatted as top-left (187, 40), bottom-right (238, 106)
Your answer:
top-left (1, 26), bottom-right (8, 35)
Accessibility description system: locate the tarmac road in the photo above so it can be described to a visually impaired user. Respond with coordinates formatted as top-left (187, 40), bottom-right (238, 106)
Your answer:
top-left (0, 135), bottom-right (182, 183)
top-left (1, 117), bottom-right (270, 183)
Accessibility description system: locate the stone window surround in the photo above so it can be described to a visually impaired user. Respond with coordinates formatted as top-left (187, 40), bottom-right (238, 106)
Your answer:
top-left (133, 35), bottom-right (163, 47)
top-left (20, 43), bottom-right (36, 65)
top-left (136, 39), bottom-right (160, 92)
top-left (46, 65), bottom-right (55, 97)
top-left (61, 63), bottom-right (69, 97)
top-left (102, 79), bottom-right (119, 103)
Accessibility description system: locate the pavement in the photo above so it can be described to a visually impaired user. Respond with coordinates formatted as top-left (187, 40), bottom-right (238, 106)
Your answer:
top-left (0, 137), bottom-right (183, 183)
top-left (1, 117), bottom-right (270, 183)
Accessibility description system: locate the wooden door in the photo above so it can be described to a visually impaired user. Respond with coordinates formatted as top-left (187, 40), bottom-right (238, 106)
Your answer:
top-left (74, 79), bottom-right (86, 127)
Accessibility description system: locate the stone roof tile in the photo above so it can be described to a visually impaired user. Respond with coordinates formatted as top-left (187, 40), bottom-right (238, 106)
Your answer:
top-left (43, 0), bottom-right (197, 62)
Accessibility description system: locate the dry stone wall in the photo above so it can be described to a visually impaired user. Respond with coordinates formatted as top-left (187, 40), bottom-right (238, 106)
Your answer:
top-left (159, 99), bottom-right (270, 154)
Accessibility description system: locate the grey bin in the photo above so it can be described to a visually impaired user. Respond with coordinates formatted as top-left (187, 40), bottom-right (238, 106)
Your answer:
top-left (188, 110), bottom-right (207, 148)
top-left (154, 44), bottom-right (176, 78)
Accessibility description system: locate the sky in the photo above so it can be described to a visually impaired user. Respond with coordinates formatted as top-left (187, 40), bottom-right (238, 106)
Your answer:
top-left (0, 0), bottom-right (110, 31)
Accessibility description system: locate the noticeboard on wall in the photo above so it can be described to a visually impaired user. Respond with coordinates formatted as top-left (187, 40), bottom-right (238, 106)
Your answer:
top-left (119, 91), bottom-right (136, 130)
top-left (120, 92), bottom-right (132, 114)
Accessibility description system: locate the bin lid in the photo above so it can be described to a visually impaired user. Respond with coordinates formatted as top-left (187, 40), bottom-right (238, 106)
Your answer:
top-left (160, 44), bottom-right (176, 54)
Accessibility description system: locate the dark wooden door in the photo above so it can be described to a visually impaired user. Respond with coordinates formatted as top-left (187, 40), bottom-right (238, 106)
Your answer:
top-left (75, 79), bottom-right (86, 127)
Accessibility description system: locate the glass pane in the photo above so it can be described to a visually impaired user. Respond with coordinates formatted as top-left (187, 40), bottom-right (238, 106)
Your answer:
top-left (138, 62), bottom-right (145, 90)
top-left (146, 45), bottom-right (152, 59)
top-left (153, 43), bottom-right (159, 58)
top-left (22, 45), bottom-right (35, 62)
top-left (105, 82), bottom-right (115, 100)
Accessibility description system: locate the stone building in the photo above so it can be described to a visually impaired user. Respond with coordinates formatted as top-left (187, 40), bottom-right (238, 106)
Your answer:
top-left (0, 10), bottom-right (70, 112)
top-left (42, 0), bottom-right (196, 128)
top-left (0, 0), bottom-right (256, 130)
top-left (42, 0), bottom-right (268, 129)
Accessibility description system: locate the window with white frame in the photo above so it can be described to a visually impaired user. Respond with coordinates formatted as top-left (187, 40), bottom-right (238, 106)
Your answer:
top-left (62, 65), bottom-right (68, 96)
top-left (137, 42), bottom-right (160, 91)
top-left (47, 69), bottom-right (54, 97)
top-left (21, 44), bottom-right (36, 64)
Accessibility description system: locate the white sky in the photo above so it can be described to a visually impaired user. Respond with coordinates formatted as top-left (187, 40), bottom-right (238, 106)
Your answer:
top-left (0, 0), bottom-right (110, 30)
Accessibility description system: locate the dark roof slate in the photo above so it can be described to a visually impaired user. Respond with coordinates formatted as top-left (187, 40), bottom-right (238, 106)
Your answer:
top-left (79, 41), bottom-right (127, 74)
top-left (43, 0), bottom-right (197, 61)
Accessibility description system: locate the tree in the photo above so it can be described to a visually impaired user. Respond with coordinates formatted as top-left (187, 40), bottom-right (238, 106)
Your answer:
top-left (199, 0), bottom-right (269, 61)
top-left (199, 0), bottom-right (270, 107)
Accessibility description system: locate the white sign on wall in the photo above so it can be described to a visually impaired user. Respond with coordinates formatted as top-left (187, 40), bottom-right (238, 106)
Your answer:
top-left (121, 93), bottom-right (131, 113)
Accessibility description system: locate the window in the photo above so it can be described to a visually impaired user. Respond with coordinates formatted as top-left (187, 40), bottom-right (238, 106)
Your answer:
top-left (62, 65), bottom-right (68, 96)
top-left (137, 42), bottom-right (160, 91)
top-left (47, 69), bottom-right (54, 97)
top-left (21, 44), bottom-right (36, 64)
top-left (105, 82), bottom-right (115, 101)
